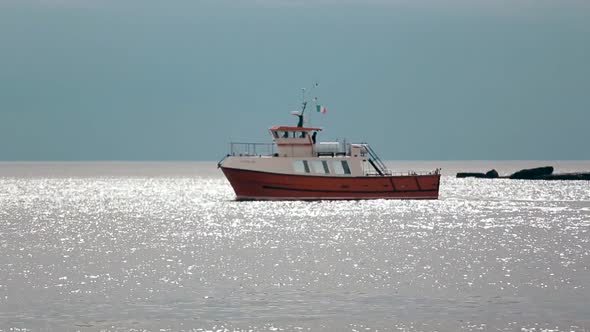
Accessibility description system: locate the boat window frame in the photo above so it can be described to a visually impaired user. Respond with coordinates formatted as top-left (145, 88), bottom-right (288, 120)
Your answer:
top-left (332, 160), bottom-right (345, 175)
top-left (322, 160), bottom-right (330, 174)
top-left (293, 160), bottom-right (311, 173)
top-left (293, 160), bottom-right (305, 173)
top-left (311, 160), bottom-right (329, 174)
top-left (303, 160), bottom-right (310, 173)
top-left (341, 160), bottom-right (351, 174)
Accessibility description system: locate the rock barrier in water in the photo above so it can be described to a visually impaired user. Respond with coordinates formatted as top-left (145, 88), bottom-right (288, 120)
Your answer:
top-left (456, 169), bottom-right (499, 179)
top-left (456, 166), bottom-right (590, 181)
top-left (509, 166), bottom-right (554, 179)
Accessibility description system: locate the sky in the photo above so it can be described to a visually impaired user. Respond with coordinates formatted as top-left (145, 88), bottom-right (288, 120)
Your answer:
top-left (0, 0), bottom-right (589, 161)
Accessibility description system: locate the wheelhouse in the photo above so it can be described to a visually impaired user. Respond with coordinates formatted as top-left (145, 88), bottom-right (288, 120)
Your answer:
top-left (269, 126), bottom-right (322, 158)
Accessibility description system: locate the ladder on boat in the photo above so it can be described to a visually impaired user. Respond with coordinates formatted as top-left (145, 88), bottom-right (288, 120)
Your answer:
top-left (364, 144), bottom-right (389, 176)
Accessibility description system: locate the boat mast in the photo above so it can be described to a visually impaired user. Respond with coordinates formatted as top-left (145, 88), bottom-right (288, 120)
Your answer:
top-left (297, 88), bottom-right (307, 127)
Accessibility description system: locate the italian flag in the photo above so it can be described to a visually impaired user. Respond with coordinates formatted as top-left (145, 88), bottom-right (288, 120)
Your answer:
top-left (316, 105), bottom-right (327, 114)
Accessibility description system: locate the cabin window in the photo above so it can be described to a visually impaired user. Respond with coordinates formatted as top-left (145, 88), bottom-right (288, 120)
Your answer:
top-left (332, 160), bottom-right (344, 174)
top-left (272, 131), bottom-right (279, 138)
top-left (341, 160), bottom-right (351, 174)
top-left (333, 160), bottom-right (351, 175)
top-left (299, 131), bottom-right (307, 138)
top-left (311, 160), bottom-right (329, 174)
top-left (322, 160), bottom-right (330, 174)
top-left (303, 160), bottom-right (310, 173)
top-left (293, 160), bottom-right (305, 173)
top-left (293, 160), bottom-right (311, 173)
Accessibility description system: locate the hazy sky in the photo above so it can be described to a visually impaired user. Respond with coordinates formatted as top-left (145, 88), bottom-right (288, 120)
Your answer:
top-left (1, 0), bottom-right (589, 160)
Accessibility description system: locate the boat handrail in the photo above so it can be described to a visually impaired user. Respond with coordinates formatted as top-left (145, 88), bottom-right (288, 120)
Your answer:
top-left (365, 169), bottom-right (441, 176)
top-left (229, 142), bottom-right (275, 156)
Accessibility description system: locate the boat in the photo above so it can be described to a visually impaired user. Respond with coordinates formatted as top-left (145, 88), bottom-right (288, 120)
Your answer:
top-left (218, 96), bottom-right (441, 201)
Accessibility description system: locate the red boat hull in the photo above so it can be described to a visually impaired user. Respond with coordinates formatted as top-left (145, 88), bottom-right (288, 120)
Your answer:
top-left (221, 167), bottom-right (440, 200)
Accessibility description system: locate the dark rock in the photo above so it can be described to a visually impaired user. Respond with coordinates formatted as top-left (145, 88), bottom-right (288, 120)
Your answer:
top-left (509, 166), bottom-right (554, 180)
top-left (542, 173), bottom-right (590, 181)
top-left (457, 169), bottom-right (499, 179)
top-left (456, 166), bottom-right (589, 181)
top-left (456, 172), bottom-right (487, 178)
top-left (485, 169), bottom-right (499, 178)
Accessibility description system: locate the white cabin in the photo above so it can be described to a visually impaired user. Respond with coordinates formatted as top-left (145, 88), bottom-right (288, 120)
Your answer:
top-left (220, 125), bottom-right (391, 177)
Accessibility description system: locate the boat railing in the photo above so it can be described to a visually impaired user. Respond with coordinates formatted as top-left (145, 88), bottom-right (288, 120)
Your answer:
top-left (365, 169), bottom-right (441, 177)
top-left (229, 142), bottom-right (275, 156)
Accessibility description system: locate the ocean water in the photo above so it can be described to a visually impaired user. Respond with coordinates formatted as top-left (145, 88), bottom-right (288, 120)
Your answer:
top-left (0, 161), bottom-right (589, 331)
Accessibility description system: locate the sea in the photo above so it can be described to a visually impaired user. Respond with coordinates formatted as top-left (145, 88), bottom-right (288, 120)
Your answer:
top-left (0, 161), bottom-right (589, 332)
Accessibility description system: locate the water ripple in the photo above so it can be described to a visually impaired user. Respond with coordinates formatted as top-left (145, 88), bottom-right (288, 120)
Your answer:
top-left (0, 167), bottom-right (589, 331)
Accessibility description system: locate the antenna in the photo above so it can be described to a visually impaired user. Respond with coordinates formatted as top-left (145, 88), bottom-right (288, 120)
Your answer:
top-left (301, 88), bottom-right (306, 104)
top-left (300, 88), bottom-right (307, 115)
top-left (293, 83), bottom-right (319, 127)
top-left (309, 82), bottom-right (319, 126)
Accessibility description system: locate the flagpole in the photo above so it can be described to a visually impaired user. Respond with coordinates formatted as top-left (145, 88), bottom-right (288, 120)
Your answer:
top-left (310, 82), bottom-right (319, 127)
